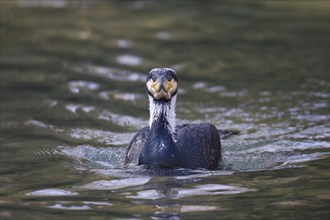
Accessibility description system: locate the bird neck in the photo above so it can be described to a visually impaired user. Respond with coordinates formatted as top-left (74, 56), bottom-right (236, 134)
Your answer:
top-left (149, 95), bottom-right (176, 135)
top-left (139, 95), bottom-right (178, 167)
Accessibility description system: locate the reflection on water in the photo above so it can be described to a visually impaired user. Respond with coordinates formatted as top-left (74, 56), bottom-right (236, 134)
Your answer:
top-left (68, 80), bottom-right (100, 94)
top-left (18, 0), bottom-right (92, 8)
top-left (26, 189), bottom-right (78, 196)
top-left (78, 177), bottom-right (152, 190)
top-left (46, 201), bottom-right (108, 210)
top-left (126, 184), bottom-right (255, 200)
top-left (116, 54), bottom-right (143, 66)
top-left (18, 0), bottom-right (68, 8)
top-left (98, 90), bottom-right (144, 102)
top-left (68, 63), bottom-right (146, 82)
top-left (1, 0), bottom-right (329, 219)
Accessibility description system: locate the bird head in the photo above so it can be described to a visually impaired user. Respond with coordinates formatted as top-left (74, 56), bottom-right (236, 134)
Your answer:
top-left (146, 68), bottom-right (178, 101)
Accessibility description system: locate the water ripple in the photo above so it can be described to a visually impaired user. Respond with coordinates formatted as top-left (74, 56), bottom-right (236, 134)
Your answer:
top-left (65, 104), bottom-right (95, 114)
top-left (192, 82), bottom-right (226, 93)
top-left (155, 31), bottom-right (171, 40)
top-left (46, 201), bottom-right (112, 210)
top-left (68, 129), bottom-right (135, 145)
top-left (68, 80), bottom-right (100, 94)
top-left (26, 189), bottom-right (78, 196)
top-left (68, 63), bottom-right (145, 82)
top-left (59, 144), bottom-right (127, 169)
top-left (77, 177), bottom-right (151, 190)
top-left (98, 90), bottom-right (144, 102)
top-left (18, 0), bottom-right (67, 8)
top-left (117, 39), bottom-right (134, 48)
top-left (125, 184), bottom-right (255, 200)
top-left (98, 110), bottom-right (146, 128)
top-left (116, 54), bottom-right (143, 66)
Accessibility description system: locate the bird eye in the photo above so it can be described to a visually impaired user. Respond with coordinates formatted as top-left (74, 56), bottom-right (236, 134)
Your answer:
top-left (147, 74), bottom-right (157, 82)
top-left (151, 75), bottom-right (157, 82)
top-left (165, 70), bottom-right (177, 82)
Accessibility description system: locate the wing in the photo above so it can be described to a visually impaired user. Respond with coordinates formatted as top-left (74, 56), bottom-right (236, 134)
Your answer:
top-left (176, 123), bottom-right (221, 170)
top-left (125, 126), bottom-right (150, 165)
top-left (176, 124), bottom-right (239, 140)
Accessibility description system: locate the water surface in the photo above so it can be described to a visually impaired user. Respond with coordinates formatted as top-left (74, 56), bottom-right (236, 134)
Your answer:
top-left (1, 1), bottom-right (329, 219)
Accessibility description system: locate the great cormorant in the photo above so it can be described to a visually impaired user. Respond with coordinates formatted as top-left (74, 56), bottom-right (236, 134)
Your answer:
top-left (125, 68), bottom-right (221, 170)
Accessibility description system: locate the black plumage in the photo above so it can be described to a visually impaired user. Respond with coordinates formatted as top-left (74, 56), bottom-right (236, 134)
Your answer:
top-left (125, 68), bottom-right (221, 170)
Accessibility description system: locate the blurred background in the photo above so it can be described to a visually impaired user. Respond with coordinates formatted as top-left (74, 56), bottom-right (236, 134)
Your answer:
top-left (1, 1), bottom-right (329, 219)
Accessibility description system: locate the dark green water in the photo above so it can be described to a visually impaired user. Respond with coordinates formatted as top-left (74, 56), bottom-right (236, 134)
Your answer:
top-left (1, 1), bottom-right (329, 219)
